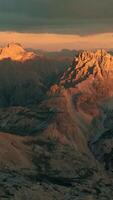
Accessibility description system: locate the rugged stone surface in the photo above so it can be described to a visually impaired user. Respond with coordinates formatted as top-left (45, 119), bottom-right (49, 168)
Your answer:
top-left (60, 49), bottom-right (113, 87)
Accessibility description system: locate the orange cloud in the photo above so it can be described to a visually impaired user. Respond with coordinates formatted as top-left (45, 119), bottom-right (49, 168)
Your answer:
top-left (0, 32), bottom-right (113, 51)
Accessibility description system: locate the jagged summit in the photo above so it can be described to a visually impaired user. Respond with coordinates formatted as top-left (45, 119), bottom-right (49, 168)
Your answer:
top-left (0, 43), bottom-right (37, 62)
top-left (60, 49), bottom-right (113, 87)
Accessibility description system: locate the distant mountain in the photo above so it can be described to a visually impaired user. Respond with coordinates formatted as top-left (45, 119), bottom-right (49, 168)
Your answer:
top-left (27, 48), bottom-right (79, 60)
top-left (0, 43), bottom-right (37, 61)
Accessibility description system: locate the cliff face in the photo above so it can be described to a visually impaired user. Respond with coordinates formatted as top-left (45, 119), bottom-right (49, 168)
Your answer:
top-left (60, 49), bottom-right (113, 87)
top-left (51, 50), bottom-right (113, 115)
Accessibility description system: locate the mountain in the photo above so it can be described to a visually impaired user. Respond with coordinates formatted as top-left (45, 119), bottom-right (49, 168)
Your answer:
top-left (49, 49), bottom-right (113, 167)
top-left (0, 47), bottom-right (70, 107)
top-left (59, 49), bottom-right (113, 87)
top-left (27, 48), bottom-right (78, 60)
top-left (1, 49), bottom-right (113, 199)
top-left (50, 49), bottom-right (113, 125)
top-left (0, 43), bottom-right (37, 61)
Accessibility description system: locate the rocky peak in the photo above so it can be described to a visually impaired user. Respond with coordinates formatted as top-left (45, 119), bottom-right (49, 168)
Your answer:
top-left (60, 50), bottom-right (113, 87)
top-left (0, 43), bottom-right (37, 62)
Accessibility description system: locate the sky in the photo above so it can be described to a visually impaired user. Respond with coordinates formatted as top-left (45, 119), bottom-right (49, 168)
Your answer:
top-left (0, 0), bottom-right (113, 50)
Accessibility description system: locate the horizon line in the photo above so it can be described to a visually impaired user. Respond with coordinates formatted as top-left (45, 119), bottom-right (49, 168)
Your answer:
top-left (0, 31), bottom-right (113, 51)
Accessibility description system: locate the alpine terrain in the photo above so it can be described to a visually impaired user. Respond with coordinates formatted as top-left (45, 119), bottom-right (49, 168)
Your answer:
top-left (0, 46), bottom-right (113, 200)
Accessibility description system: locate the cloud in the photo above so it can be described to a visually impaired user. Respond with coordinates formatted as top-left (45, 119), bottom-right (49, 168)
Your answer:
top-left (0, 0), bottom-right (113, 34)
top-left (0, 32), bottom-right (113, 50)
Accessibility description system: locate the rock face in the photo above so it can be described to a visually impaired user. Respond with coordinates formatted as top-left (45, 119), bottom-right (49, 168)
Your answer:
top-left (0, 43), bottom-right (37, 61)
top-left (51, 50), bottom-right (113, 124)
top-left (60, 50), bottom-right (113, 86)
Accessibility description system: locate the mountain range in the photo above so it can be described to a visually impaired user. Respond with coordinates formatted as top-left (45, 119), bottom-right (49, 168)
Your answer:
top-left (0, 45), bottom-right (113, 199)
